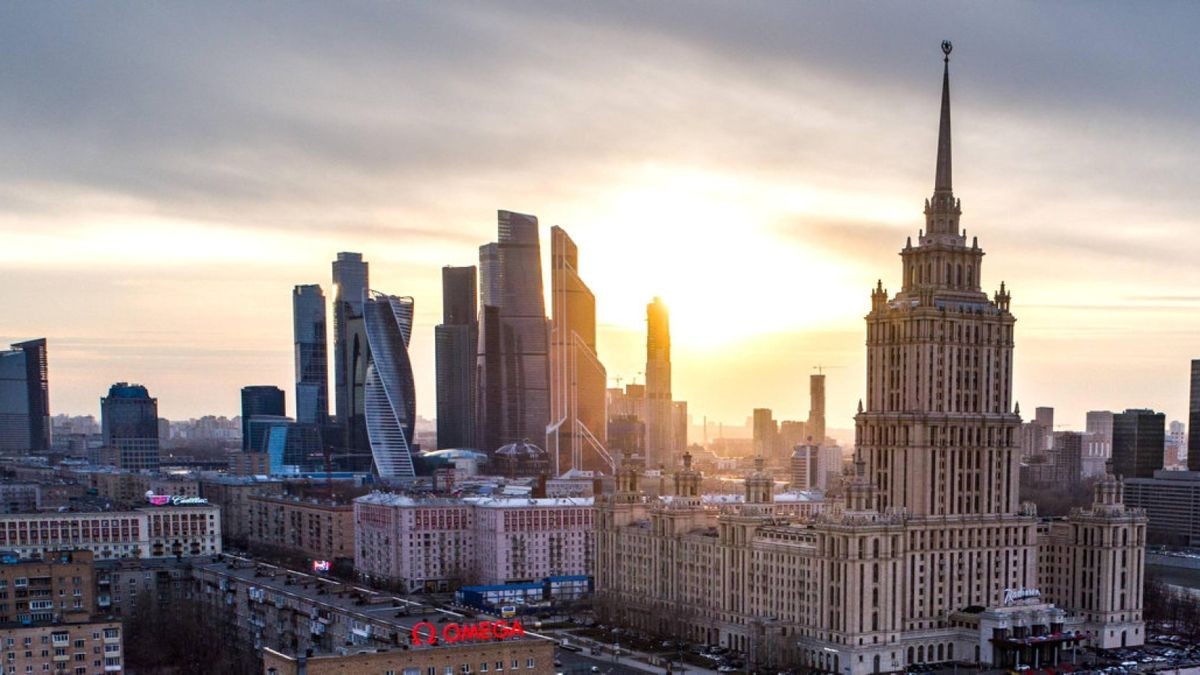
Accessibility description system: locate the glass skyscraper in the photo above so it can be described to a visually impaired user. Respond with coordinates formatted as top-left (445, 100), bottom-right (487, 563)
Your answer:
top-left (1189, 359), bottom-right (1200, 472)
top-left (0, 339), bottom-right (49, 454)
top-left (1112, 408), bottom-right (1166, 479)
top-left (240, 385), bottom-right (286, 452)
top-left (547, 226), bottom-right (608, 474)
top-left (435, 266), bottom-right (477, 449)
top-left (332, 252), bottom-right (369, 452)
top-left (101, 382), bottom-right (160, 470)
top-left (363, 291), bottom-right (417, 479)
top-left (293, 284), bottom-right (328, 425)
top-left (475, 211), bottom-right (550, 454)
top-left (645, 296), bottom-right (672, 467)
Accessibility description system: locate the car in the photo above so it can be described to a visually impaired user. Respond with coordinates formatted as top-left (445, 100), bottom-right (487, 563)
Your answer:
top-left (591, 667), bottom-right (601, 673)
top-left (718, 667), bottom-right (737, 673)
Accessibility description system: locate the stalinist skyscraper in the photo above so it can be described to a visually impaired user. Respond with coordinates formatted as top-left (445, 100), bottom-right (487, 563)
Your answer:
top-left (596, 43), bottom-right (1146, 674)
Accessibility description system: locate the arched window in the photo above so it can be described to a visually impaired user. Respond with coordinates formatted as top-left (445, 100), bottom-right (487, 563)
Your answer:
top-left (956, 263), bottom-right (963, 286)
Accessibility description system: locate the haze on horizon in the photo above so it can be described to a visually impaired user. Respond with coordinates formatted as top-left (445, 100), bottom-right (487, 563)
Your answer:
top-left (2, 2), bottom-right (1199, 436)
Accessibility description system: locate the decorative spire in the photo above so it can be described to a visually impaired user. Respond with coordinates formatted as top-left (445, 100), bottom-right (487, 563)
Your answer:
top-left (935, 40), bottom-right (953, 194)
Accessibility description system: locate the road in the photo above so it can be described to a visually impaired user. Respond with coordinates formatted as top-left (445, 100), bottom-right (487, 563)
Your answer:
top-left (554, 648), bottom-right (655, 674)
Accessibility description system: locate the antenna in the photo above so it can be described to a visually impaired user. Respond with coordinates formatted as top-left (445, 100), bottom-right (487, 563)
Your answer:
top-left (812, 365), bottom-right (844, 375)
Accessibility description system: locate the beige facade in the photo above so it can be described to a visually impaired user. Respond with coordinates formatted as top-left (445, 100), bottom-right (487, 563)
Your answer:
top-left (0, 506), bottom-right (221, 560)
top-left (247, 495), bottom-right (355, 562)
top-left (198, 475), bottom-right (284, 546)
top-left (0, 620), bottom-right (123, 675)
top-left (595, 48), bottom-right (1145, 674)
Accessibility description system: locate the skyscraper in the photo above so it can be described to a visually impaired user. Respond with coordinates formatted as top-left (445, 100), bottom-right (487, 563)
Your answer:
top-left (644, 296), bottom-right (672, 467)
top-left (752, 408), bottom-right (777, 460)
top-left (595, 43), bottom-right (1145, 669)
top-left (806, 372), bottom-right (825, 446)
top-left (240, 385), bottom-right (286, 452)
top-left (435, 266), bottom-right (478, 450)
top-left (332, 252), bottom-right (369, 451)
top-left (292, 284), bottom-right (328, 425)
top-left (1084, 409), bottom-right (1114, 477)
top-left (1190, 359), bottom-right (1200, 471)
top-left (1112, 408), bottom-right (1165, 479)
top-left (0, 339), bottom-right (49, 454)
top-left (547, 226), bottom-right (609, 474)
top-left (101, 383), bottom-right (160, 470)
top-left (362, 292), bottom-right (417, 479)
top-left (474, 210), bottom-right (550, 454)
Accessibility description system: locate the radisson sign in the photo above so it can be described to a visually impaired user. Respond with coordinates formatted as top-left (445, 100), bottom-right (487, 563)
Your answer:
top-left (1002, 588), bottom-right (1041, 606)
top-left (410, 619), bottom-right (526, 646)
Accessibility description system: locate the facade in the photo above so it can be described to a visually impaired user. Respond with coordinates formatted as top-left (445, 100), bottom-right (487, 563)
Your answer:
top-left (99, 384), bottom-right (159, 471)
top-left (262, 641), bottom-right (554, 675)
top-left (354, 493), bottom-right (594, 592)
top-left (1111, 409), bottom-right (1165, 479)
top-left (1124, 470), bottom-right (1200, 547)
top-left (332, 252), bottom-right (370, 454)
top-left (198, 475), bottom-right (285, 546)
top-left (0, 620), bottom-right (123, 675)
top-left (475, 211), bottom-right (551, 454)
top-left (434, 266), bottom-right (478, 450)
top-left (292, 284), bottom-right (329, 425)
top-left (0, 549), bottom-right (96, 623)
top-left (1191, 360), bottom-right (1200, 471)
top-left (0, 339), bottom-right (50, 454)
top-left (547, 226), bottom-right (610, 475)
top-left (362, 292), bottom-right (418, 479)
top-left (0, 483), bottom-right (40, 513)
top-left (1084, 410), bottom-right (1114, 478)
top-left (0, 505), bottom-right (221, 560)
top-left (645, 296), bottom-right (673, 468)
top-left (595, 46), bottom-right (1146, 674)
top-left (241, 386), bottom-right (287, 452)
top-left (264, 421), bottom-right (324, 472)
top-left (246, 495), bottom-right (355, 563)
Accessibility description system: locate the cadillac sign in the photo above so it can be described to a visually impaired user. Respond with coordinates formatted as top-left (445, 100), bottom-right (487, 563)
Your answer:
top-left (145, 491), bottom-right (209, 506)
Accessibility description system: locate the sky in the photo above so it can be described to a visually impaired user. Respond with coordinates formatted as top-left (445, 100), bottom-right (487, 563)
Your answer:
top-left (2, 2), bottom-right (1199, 436)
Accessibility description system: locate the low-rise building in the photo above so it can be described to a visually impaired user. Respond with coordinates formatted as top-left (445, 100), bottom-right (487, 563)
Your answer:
top-left (0, 505), bottom-right (221, 560)
top-left (246, 495), bottom-right (354, 563)
top-left (354, 493), bottom-right (593, 592)
top-left (198, 475), bottom-right (285, 547)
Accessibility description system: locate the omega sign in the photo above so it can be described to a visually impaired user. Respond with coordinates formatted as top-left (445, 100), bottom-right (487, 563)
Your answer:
top-left (1003, 588), bottom-right (1041, 606)
top-left (411, 619), bottom-right (526, 646)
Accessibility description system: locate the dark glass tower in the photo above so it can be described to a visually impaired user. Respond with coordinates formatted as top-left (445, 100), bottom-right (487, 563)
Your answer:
top-left (101, 383), bottom-right (160, 470)
top-left (293, 284), bottom-right (329, 425)
top-left (332, 252), bottom-right (369, 452)
top-left (241, 385), bottom-right (286, 452)
top-left (0, 339), bottom-right (49, 454)
top-left (435, 266), bottom-right (478, 449)
top-left (1189, 360), bottom-right (1200, 472)
top-left (1112, 408), bottom-right (1165, 479)
top-left (475, 211), bottom-right (550, 453)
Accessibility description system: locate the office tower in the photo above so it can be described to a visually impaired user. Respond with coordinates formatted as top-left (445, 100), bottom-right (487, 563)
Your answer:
top-left (777, 420), bottom-right (809, 456)
top-left (1190, 360), bottom-right (1200, 471)
top-left (672, 401), bottom-right (688, 454)
top-left (645, 296), bottom-right (672, 467)
top-left (435, 266), bottom-right (479, 450)
top-left (101, 383), bottom-right (160, 470)
top-left (1112, 408), bottom-right (1165, 479)
top-left (547, 226), bottom-right (609, 474)
top-left (292, 284), bottom-right (328, 425)
top-left (1166, 420), bottom-right (1186, 468)
top-left (789, 442), bottom-right (820, 490)
top-left (597, 45), bottom-right (1145, 670)
top-left (0, 339), bottom-right (50, 453)
top-left (752, 408), bottom-right (777, 460)
top-left (1084, 410), bottom-right (1115, 477)
top-left (332, 252), bottom-right (369, 451)
top-left (240, 386), bottom-right (286, 451)
top-left (807, 373), bottom-right (825, 446)
top-left (474, 211), bottom-right (550, 454)
top-left (1035, 406), bottom-right (1054, 432)
top-left (362, 292), bottom-right (417, 479)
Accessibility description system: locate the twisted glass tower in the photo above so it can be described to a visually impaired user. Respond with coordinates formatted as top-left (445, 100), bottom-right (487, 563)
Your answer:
top-left (363, 291), bottom-right (417, 479)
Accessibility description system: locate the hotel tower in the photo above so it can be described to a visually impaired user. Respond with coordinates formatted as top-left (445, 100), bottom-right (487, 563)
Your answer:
top-left (595, 43), bottom-right (1146, 673)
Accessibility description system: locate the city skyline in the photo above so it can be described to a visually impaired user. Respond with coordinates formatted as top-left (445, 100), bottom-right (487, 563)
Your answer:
top-left (3, 4), bottom-right (1200, 430)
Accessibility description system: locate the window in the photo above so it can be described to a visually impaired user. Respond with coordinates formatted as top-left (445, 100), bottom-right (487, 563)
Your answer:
top-left (526, 659), bottom-right (535, 669)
